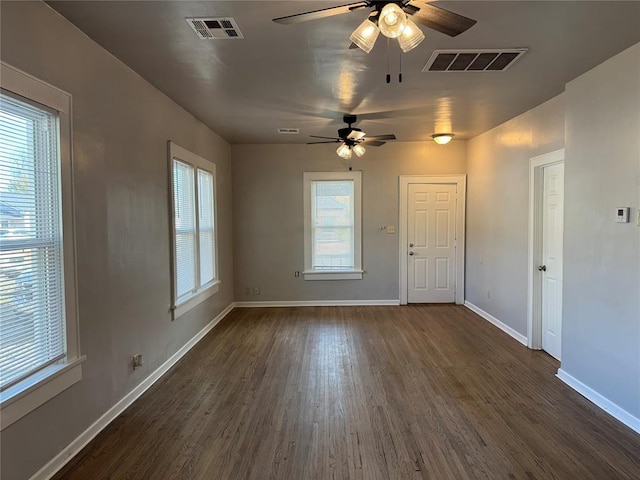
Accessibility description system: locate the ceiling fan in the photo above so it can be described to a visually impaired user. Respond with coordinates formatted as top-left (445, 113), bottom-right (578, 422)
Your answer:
top-left (273, 1), bottom-right (477, 53)
top-left (308, 114), bottom-right (396, 159)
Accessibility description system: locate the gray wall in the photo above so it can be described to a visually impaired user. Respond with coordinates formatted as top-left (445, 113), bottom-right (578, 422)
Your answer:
top-left (466, 95), bottom-right (565, 334)
top-left (562, 43), bottom-right (640, 418)
top-left (0, 3), bottom-right (233, 479)
top-left (231, 142), bottom-right (466, 302)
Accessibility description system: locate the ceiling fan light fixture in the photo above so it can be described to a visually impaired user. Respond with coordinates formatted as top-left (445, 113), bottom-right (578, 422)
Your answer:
top-left (350, 18), bottom-right (380, 54)
top-left (432, 133), bottom-right (454, 145)
top-left (398, 18), bottom-right (425, 53)
top-left (352, 144), bottom-right (366, 157)
top-left (378, 3), bottom-right (407, 39)
top-left (336, 143), bottom-right (352, 159)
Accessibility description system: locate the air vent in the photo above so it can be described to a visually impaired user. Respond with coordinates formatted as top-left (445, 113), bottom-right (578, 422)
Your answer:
top-left (186, 17), bottom-right (244, 40)
top-left (422, 49), bottom-right (527, 72)
top-left (277, 128), bottom-right (299, 135)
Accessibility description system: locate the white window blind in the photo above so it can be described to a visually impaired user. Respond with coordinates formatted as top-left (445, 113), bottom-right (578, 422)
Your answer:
top-left (197, 169), bottom-right (215, 287)
top-left (0, 91), bottom-right (66, 391)
top-left (311, 180), bottom-right (354, 270)
top-left (169, 143), bottom-right (219, 318)
top-left (172, 159), bottom-right (197, 301)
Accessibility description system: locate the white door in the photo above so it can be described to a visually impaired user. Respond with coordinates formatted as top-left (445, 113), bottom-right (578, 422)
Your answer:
top-left (540, 163), bottom-right (564, 359)
top-left (407, 183), bottom-right (456, 303)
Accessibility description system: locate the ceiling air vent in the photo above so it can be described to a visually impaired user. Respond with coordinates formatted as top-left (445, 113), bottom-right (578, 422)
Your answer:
top-left (422, 49), bottom-right (527, 72)
top-left (186, 17), bottom-right (244, 40)
top-left (277, 128), bottom-right (299, 135)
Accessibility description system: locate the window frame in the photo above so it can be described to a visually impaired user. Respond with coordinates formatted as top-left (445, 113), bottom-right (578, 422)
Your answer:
top-left (168, 142), bottom-right (219, 319)
top-left (303, 171), bottom-right (363, 281)
top-left (0, 62), bottom-right (83, 431)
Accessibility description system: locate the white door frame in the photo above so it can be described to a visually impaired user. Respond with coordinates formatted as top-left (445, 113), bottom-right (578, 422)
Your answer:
top-left (527, 149), bottom-right (564, 349)
top-left (399, 175), bottom-right (466, 305)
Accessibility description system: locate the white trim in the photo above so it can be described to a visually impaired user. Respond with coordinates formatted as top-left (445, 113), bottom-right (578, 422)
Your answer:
top-left (464, 301), bottom-right (528, 346)
top-left (303, 171), bottom-right (362, 280)
top-left (174, 281), bottom-right (221, 319)
top-left (556, 369), bottom-right (640, 435)
top-left (527, 149), bottom-right (564, 349)
top-left (399, 175), bottom-right (466, 305)
top-left (29, 304), bottom-right (235, 480)
top-left (234, 300), bottom-right (400, 308)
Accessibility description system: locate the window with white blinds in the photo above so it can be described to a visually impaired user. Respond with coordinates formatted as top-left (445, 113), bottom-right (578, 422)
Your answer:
top-left (0, 63), bottom-right (81, 430)
top-left (0, 92), bottom-right (66, 391)
top-left (303, 171), bottom-right (362, 281)
top-left (169, 143), bottom-right (218, 318)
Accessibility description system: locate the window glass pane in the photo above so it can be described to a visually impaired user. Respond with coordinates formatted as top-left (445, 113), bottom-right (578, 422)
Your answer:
top-left (0, 92), bottom-right (66, 390)
top-left (172, 160), bottom-right (196, 300)
top-left (311, 180), bottom-right (354, 270)
top-left (197, 169), bottom-right (215, 286)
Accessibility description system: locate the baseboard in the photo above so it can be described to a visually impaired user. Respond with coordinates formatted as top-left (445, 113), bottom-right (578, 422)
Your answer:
top-left (30, 303), bottom-right (235, 480)
top-left (556, 369), bottom-right (640, 435)
top-left (234, 299), bottom-right (400, 307)
top-left (464, 301), bottom-right (528, 346)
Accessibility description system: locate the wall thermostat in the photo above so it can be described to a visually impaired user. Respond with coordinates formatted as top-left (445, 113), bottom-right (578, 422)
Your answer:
top-left (615, 207), bottom-right (630, 223)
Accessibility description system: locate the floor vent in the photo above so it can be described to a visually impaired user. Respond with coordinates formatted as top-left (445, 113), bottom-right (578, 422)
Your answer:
top-left (277, 128), bottom-right (299, 135)
top-left (422, 49), bottom-right (527, 72)
top-left (186, 17), bottom-right (244, 40)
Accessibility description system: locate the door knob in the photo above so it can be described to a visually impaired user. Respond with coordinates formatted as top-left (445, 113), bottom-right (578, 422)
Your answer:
top-left (409, 251), bottom-right (414, 256)
top-left (537, 265), bottom-right (547, 271)
top-left (409, 243), bottom-right (414, 247)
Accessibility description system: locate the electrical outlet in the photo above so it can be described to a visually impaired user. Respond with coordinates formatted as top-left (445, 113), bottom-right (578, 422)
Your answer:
top-left (254, 287), bottom-right (260, 295)
top-left (294, 271), bottom-right (300, 277)
top-left (132, 354), bottom-right (143, 370)
top-left (387, 225), bottom-right (396, 234)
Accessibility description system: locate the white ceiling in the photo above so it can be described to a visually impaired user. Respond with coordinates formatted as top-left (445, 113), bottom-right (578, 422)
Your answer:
top-left (48, 1), bottom-right (640, 144)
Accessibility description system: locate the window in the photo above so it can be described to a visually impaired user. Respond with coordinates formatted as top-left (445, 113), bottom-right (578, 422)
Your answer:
top-left (303, 171), bottom-right (362, 280)
top-left (0, 63), bottom-right (82, 430)
top-left (169, 142), bottom-right (219, 318)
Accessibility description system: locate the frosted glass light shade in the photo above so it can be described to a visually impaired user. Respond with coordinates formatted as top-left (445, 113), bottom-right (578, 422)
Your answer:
top-left (398, 18), bottom-right (425, 53)
top-left (337, 144), bottom-right (352, 159)
top-left (352, 144), bottom-right (366, 157)
top-left (379, 3), bottom-right (407, 39)
top-left (350, 19), bottom-right (380, 54)
top-left (432, 133), bottom-right (454, 145)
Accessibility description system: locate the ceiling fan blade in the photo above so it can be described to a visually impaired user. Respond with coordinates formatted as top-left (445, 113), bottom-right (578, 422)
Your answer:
top-left (308, 140), bottom-right (341, 144)
top-left (309, 135), bottom-right (341, 140)
top-left (365, 134), bottom-right (396, 141)
top-left (347, 130), bottom-right (366, 141)
top-left (273, 2), bottom-right (369, 24)
top-left (407, 2), bottom-right (477, 37)
top-left (364, 140), bottom-right (386, 147)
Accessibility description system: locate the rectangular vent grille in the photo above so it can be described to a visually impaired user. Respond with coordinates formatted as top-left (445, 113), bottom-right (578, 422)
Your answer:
top-left (277, 128), bottom-right (299, 135)
top-left (186, 17), bottom-right (244, 40)
top-left (423, 49), bottom-right (527, 72)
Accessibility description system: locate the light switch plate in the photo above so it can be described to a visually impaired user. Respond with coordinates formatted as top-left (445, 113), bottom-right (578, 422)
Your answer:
top-left (615, 207), bottom-right (630, 223)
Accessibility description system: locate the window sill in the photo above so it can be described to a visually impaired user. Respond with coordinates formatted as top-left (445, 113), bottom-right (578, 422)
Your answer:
top-left (173, 281), bottom-right (221, 319)
top-left (0, 356), bottom-right (85, 430)
top-left (303, 270), bottom-right (364, 281)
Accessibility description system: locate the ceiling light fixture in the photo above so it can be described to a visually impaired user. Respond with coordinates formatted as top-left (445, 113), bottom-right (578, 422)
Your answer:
top-left (432, 133), bottom-right (454, 145)
top-left (352, 144), bottom-right (366, 157)
top-left (336, 143), bottom-right (353, 159)
top-left (350, 3), bottom-right (425, 54)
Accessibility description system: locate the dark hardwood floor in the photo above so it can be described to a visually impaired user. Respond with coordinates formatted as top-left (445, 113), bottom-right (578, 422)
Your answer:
top-left (54, 305), bottom-right (640, 479)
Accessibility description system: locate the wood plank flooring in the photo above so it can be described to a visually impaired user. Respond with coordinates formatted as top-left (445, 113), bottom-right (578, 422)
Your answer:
top-left (54, 305), bottom-right (640, 480)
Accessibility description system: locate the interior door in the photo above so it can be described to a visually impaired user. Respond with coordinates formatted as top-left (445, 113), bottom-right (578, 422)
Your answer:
top-left (540, 163), bottom-right (564, 359)
top-left (407, 183), bottom-right (456, 303)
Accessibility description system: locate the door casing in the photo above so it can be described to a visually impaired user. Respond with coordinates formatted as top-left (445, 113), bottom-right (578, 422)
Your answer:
top-left (399, 175), bottom-right (466, 305)
top-left (527, 149), bottom-right (564, 350)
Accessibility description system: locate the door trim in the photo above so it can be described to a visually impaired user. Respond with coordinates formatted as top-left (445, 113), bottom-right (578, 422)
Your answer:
top-left (527, 149), bottom-right (564, 349)
top-left (399, 175), bottom-right (466, 305)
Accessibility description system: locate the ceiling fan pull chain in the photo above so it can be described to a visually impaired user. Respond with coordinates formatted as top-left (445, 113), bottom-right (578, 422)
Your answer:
top-left (399, 48), bottom-right (403, 83)
top-left (386, 37), bottom-right (391, 83)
